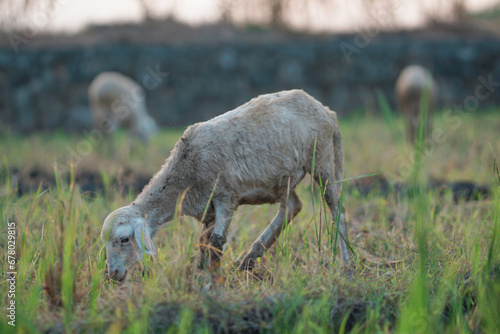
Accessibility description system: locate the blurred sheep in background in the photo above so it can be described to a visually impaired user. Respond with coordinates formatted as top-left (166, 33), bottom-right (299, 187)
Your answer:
top-left (395, 65), bottom-right (437, 143)
top-left (88, 71), bottom-right (159, 142)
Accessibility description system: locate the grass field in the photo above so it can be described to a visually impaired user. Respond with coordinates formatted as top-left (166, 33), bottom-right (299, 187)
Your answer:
top-left (1, 110), bottom-right (499, 333)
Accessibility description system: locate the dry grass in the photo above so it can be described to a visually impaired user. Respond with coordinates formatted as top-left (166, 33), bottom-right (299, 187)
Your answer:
top-left (0, 110), bottom-right (499, 333)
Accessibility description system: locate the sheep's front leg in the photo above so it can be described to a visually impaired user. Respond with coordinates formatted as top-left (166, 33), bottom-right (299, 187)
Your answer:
top-left (199, 219), bottom-right (214, 269)
top-left (237, 191), bottom-right (302, 270)
top-left (209, 201), bottom-right (234, 268)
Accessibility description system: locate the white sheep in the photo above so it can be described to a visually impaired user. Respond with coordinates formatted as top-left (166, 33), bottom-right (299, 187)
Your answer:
top-left (89, 71), bottom-right (159, 142)
top-left (100, 89), bottom-right (350, 281)
top-left (395, 65), bottom-right (437, 142)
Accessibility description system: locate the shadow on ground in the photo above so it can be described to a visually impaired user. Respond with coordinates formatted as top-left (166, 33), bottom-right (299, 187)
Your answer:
top-left (5, 168), bottom-right (491, 203)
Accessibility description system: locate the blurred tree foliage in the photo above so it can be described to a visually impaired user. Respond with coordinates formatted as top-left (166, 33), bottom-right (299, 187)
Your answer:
top-left (217, 0), bottom-right (472, 30)
top-left (0, 0), bottom-right (484, 33)
top-left (0, 0), bottom-right (56, 31)
top-left (1, 0), bottom-right (39, 28)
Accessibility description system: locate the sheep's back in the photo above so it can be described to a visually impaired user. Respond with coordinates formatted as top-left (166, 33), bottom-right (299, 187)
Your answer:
top-left (183, 90), bottom-right (338, 190)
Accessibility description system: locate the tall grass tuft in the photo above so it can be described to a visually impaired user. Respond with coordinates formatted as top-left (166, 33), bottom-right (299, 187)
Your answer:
top-left (376, 89), bottom-right (403, 145)
top-left (396, 88), bottom-right (434, 333)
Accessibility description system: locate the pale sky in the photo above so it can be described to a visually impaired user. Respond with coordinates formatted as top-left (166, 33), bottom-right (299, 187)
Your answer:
top-left (24, 0), bottom-right (500, 33)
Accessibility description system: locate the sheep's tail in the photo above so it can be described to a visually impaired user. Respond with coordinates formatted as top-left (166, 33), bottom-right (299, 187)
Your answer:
top-left (333, 124), bottom-right (344, 186)
top-left (330, 110), bottom-right (344, 187)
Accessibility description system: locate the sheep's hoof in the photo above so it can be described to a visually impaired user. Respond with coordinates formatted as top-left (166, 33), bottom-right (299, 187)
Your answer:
top-left (235, 256), bottom-right (257, 271)
top-left (198, 260), bottom-right (209, 270)
top-left (342, 253), bottom-right (357, 270)
top-left (198, 255), bottom-right (220, 271)
top-left (208, 258), bottom-right (222, 270)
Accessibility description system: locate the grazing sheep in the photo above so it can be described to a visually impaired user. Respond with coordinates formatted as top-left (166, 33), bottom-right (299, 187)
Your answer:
top-left (395, 65), bottom-right (437, 142)
top-left (101, 89), bottom-right (350, 281)
top-left (89, 71), bottom-right (159, 142)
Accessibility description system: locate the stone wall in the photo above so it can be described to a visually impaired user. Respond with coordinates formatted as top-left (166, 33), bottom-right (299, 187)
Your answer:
top-left (1, 32), bottom-right (499, 132)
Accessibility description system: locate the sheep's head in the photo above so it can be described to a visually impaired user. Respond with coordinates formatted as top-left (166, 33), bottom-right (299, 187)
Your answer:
top-left (135, 115), bottom-right (159, 143)
top-left (101, 205), bottom-right (155, 281)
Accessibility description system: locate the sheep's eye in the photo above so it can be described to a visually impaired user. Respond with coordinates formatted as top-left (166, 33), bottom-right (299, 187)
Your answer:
top-left (120, 237), bottom-right (130, 244)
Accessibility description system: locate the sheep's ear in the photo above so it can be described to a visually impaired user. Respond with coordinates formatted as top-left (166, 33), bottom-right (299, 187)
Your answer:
top-left (134, 223), bottom-right (155, 256)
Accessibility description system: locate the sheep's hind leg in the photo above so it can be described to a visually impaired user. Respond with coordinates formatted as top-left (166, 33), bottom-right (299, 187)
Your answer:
top-left (323, 185), bottom-right (351, 263)
top-left (237, 191), bottom-right (302, 270)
